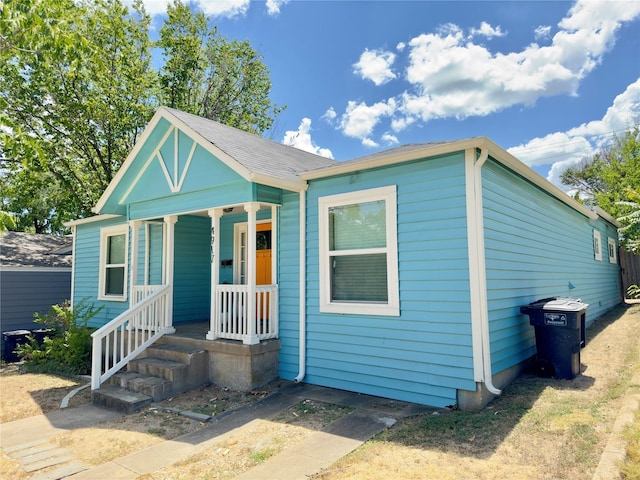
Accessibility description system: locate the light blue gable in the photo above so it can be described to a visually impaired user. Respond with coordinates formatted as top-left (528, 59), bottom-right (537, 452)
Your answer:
top-left (290, 152), bottom-right (475, 408)
top-left (481, 159), bottom-right (622, 375)
top-left (98, 118), bottom-right (255, 219)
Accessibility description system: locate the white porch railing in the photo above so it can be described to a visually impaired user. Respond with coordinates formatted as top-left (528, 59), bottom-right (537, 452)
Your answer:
top-left (213, 284), bottom-right (278, 342)
top-left (131, 285), bottom-right (165, 305)
top-left (91, 284), bottom-right (171, 390)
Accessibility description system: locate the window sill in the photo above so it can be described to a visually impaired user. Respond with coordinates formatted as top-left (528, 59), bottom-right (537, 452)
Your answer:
top-left (320, 303), bottom-right (400, 317)
top-left (97, 295), bottom-right (128, 303)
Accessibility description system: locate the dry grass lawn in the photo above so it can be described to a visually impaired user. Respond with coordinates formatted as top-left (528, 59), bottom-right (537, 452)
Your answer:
top-left (1, 301), bottom-right (638, 480)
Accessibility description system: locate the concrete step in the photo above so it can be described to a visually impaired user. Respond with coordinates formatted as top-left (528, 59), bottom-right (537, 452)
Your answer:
top-left (144, 343), bottom-right (206, 364)
top-left (91, 386), bottom-right (153, 414)
top-left (108, 371), bottom-right (173, 401)
top-left (129, 357), bottom-right (187, 383)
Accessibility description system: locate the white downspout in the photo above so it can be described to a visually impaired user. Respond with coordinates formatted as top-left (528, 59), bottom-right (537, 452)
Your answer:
top-left (294, 189), bottom-right (306, 383)
top-left (466, 147), bottom-right (501, 395)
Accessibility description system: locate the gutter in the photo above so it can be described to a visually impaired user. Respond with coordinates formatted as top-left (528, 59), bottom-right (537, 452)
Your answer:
top-left (466, 147), bottom-right (502, 396)
top-left (294, 188), bottom-right (307, 383)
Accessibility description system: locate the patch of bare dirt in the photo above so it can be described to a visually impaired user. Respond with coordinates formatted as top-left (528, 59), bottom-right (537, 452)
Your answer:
top-left (137, 399), bottom-right (353, 480)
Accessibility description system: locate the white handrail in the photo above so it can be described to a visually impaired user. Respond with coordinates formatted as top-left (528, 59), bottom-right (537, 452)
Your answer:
top-left (91, 284), bottom-right (171, 390)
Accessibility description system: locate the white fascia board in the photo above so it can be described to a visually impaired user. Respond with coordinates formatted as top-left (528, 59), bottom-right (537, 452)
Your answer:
top-left (479, 138), bottom-right (598, 221)
top-left (64, 214), bottom-right (122, 227)
top-left (301, 135), bottom-right (596, 221)
top-left (595, 206), bottom-right (621, 228)
top-left (248, 172), bottom-right (307, 192)
top-left (300, 138), bottom-right (482, 180)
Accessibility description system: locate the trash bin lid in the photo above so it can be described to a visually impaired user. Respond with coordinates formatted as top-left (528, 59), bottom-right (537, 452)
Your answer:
top-left (525, 297), bottom-right (589, 311)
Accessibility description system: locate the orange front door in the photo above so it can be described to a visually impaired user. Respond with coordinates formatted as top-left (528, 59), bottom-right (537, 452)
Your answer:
top-left (255, 223), bottom-right (271, 323)
top-left (255, 223), bottom-right (272, 285)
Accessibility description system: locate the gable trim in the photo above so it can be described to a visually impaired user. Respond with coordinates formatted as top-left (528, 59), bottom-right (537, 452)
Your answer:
top-left (94, 107), bottom-right (307, 214)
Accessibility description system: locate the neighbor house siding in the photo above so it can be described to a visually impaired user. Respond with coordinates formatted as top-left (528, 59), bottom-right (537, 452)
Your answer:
top-left (481, 159), bottom-right (622, 374)
top-left (73, 216), bottom-right (130, 328)
top-left (0, 270), bottom-right (71, 331)
top-left (302, 153), bottom-right (475, 407)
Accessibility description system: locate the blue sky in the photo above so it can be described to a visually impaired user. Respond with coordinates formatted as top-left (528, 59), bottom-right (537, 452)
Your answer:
top-left (137, 0), bottom-right (640, 190)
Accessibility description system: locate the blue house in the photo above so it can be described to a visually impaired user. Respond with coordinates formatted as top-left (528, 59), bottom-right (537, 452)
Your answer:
top-left (67, 107), bottom-right (621, 410)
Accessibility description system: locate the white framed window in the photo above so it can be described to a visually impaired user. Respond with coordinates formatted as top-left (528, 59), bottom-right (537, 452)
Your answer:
top-left (607, 237), bottom-right (617, 264)
top-left (319, 185), bottom-right (399, 316)
top-left (593, 230), bottom-right (602, 261)
top-left (99, 225), bottom-right (129, 301)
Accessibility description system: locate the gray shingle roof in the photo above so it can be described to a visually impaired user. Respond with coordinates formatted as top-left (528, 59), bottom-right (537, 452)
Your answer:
top-left (0, 232), bottom-right (72, 268)
top-left (164, 108), bottom-right (339, 182)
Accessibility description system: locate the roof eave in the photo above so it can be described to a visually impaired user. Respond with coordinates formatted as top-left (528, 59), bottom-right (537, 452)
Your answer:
top-left (300, 138), bottom-right (483, 180)
top-left (64, 214), bottom-right (122, 227)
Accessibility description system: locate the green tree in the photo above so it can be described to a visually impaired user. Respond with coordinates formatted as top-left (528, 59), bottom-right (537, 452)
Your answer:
top-left (0, 0), bottom-right (157, 229)
top-left (561, 126), bottom-right (640, 250)
top-left (1, 0), bottom-right (284, 233)
top-left (157, 0), bottom-right (284, 134)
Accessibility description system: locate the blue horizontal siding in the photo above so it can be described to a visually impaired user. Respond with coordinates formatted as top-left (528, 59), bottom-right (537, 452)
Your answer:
top-left (294, 153), bottom-right (474, 408)
top-left (173, 215), bottom-right (211, 324)
top-left (482, 160), bottom-right (622, 374)
top-left (73, 216), bottom-right (130, 328)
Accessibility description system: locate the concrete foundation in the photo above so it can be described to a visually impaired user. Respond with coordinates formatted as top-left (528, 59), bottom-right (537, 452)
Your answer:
top-left (456, 359), bottom-right (530, 411)
top-left (206, 339), bottom-right (280, 391)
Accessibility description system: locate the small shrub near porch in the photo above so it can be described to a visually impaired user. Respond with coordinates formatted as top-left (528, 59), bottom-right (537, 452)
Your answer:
top-left (16, 300), bottom-right (101, 376)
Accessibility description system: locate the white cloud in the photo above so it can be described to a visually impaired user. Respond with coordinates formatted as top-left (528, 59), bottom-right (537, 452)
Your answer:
top-left (535, 25), bottom-right (552, 42)
top-left (126, 0), bottom-right (169, 16)
top-left (282, 118), bottom-right (334, 159)
top-left (266, 0), bottom-right (289, 16)
top-left (136, 0), bottom-right (250, 17)
top-left (398, 0), bottom-right (640, 125)
top-left (336, 0), bottom-right (640, 142)
top-left (381, 132), bottom-right (399, 145)
top-left (469, 21), bottom-right (505, 39)
top-left (508, 78), bottom-right (640, 188)
top-left (338, 99), bottom-right (396, 147)
top-left (353, 49), bottom-right (397, 86)
top-left (322, 107), bottom-right (337, 122)
top-left (199, 0), bottom-right (249, 17)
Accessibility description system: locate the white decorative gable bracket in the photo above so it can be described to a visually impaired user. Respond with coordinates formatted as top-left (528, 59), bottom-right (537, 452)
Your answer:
top-left (157, 126), bottom-right (197, 193)
top-left (118, 125), bottom-right (197, 204)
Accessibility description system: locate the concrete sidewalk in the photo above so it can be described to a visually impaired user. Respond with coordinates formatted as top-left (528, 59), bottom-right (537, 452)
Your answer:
top-left (0, 383), bottom-right (430, 480)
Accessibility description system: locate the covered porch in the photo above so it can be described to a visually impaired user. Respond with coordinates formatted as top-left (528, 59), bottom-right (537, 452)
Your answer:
top-left (130, 201), bottom-right (280, 345)
top-left (91, 201), bottom-right (281, 391)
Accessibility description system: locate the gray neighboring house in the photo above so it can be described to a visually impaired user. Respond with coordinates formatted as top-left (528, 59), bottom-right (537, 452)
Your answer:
top-left (0, 232), bottom-right (73, 354)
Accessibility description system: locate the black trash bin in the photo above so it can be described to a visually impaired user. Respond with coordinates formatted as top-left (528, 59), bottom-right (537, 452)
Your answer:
top-left (32, 328), bottom-right (56, 345)
top-left (2, 330), bottom-right (31, 363)
top-left (520, 297), bottom-right (588, 380)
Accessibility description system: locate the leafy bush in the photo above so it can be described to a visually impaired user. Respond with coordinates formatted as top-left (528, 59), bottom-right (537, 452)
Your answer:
top-left (16, 300), bottom-right (101, 376)
top-left (628, 284), bottom-right (640, 300)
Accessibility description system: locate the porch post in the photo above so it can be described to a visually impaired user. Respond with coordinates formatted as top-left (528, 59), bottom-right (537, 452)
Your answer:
top-left (164, 215), bottom-right (177, 334)
top-left (206, 208), bottom-right (223, 340)
top-left (244, 202), bottom-right (260, 345)
top-left (129, 220), bottom-right (141, 307)
top-left (271, 205), bottom-right (277, 285)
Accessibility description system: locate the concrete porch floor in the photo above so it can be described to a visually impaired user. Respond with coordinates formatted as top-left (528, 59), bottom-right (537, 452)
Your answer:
top-left (171, 321), bottom-right (210, 340)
